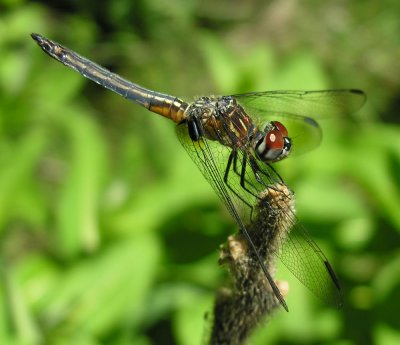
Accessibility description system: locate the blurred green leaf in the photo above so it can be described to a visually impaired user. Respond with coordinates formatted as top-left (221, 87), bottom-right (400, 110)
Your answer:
top-left (336, 217), bottom-right (375, 250)
top-left (273, 52), bottom-right (329, 90)
top-left (199, 33), bottom-right (239, 94)
top-left (0, 130), bottom-right (47, 230)
top-left (0, 262), bottom-right (42, 345)
top-left (374, 323), bottom-right (400, 345)
top-left (173, 292), bottom-right (213, 345)
top-left (37, 233), bottom-right (160, 337)
top-left (345, 124), bottom-right (400, 230)
top-left (373, 251), bottom-right (400, 302)
top-left (53, 108), bottom-right (108, 257)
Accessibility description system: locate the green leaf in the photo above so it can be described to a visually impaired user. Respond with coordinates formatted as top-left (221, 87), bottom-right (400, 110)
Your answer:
top-left (374, 323), bottom-right (400, 345)
top-left (53, 108), bottom-right (108, 257)
top-left (0, 130), bottom-right (47, 230)
top-left (173, 292), bottom-right (213, 345)
top-left (199, 33), bottom-right (239, 93)
top-left (0, 261), bottom-right (42, 345)
top-left (37, 233), bottom-right (161, 337)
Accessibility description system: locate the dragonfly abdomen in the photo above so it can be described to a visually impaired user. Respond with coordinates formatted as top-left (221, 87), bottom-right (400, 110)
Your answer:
top-left (31, 33), bottom-right (188, 123)
top-left (148, 95), bottom-right (188, 123)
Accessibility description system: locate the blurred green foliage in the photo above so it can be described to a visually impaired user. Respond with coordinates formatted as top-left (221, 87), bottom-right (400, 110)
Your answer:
top-left (0, 1), bottom-right (400, 345)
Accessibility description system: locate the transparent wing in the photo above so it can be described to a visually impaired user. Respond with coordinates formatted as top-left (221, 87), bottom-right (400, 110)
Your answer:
top-left (232, 89), bottom-right (366, 155)
top-left (176, 119), bottom-right (342, 307)
top-left (232, 89), bottom-right (366, 119)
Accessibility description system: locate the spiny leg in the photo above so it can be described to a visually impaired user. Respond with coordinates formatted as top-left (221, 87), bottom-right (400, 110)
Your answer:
top-left (232, 150), bottom-right (258, 191)
top-left (223, 150), bottom-right (254, 212)
top-left (239, 152), bottom-right (261, 199)
top-left (249, 155), bottom-right (284, 185)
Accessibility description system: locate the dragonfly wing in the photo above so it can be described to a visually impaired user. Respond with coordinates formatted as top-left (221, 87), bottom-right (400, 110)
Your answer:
top-left (175, 119), bottom-right (342, 307)
top-left (232, 89), bottom-right (366, 119)
top-left (277, 215), bottom-right (343, 307)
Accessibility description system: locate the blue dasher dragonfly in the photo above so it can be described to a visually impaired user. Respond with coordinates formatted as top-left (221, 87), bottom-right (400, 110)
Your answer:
top-left (31, 33), bottom-right (366, 311)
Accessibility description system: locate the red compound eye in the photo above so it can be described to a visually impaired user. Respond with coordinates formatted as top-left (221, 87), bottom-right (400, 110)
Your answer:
top-left (265, 130), bottom-right (284, 150)
top-left (272, 121), bottom-right (288, 137)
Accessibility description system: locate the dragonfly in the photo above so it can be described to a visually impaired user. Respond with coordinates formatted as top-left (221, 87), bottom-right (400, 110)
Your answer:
top-left (31, 33), bottom-right (366, 312)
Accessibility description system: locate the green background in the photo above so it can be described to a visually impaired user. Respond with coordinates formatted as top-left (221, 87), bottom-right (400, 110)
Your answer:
top-left (1, 1), bottom-right (399, 344)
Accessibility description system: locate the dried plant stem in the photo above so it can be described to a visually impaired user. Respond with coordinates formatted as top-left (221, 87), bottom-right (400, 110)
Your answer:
top-left (209, 183), bottom-right (294, 345)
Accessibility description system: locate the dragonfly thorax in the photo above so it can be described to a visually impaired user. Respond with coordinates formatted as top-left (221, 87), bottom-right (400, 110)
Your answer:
top-left (254, 121), bottom-right (292, 163)
top-left (187, 96), bottom-right (254, 148)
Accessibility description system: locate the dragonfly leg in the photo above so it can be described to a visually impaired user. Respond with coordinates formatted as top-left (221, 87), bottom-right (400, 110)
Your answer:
top-left (225, 150), bottom-right (262, 200)
top-left (223, 150), bottom-right (254, 212)
top-left (232, 151), bottom-right (259, 192)
top-left (248, 155), bottom-right (285, 191)
top-left (239, 153), bottom-right (261, 198)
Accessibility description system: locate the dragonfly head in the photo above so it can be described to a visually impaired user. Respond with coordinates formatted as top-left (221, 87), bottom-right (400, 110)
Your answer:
top-left (255, 121), bottom-right (292, 163)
